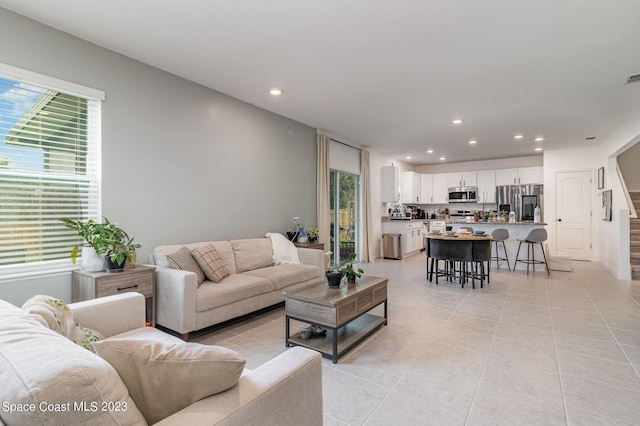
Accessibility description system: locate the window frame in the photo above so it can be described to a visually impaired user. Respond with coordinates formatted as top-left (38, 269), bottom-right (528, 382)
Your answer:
top-left (0, 63), bottom-right (104, 279)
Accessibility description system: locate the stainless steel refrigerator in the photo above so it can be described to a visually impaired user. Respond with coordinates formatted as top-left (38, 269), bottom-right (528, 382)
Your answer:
top-left (496, 185), bottom-right (544, 221)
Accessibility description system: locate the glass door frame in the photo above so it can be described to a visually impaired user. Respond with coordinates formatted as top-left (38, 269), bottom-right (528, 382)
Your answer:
top-left (329, 169), bottom-right (360, 264)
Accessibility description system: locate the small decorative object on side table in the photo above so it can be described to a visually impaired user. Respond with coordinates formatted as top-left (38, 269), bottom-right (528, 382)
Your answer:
top-left (71, 265), bottom-right (156, 326)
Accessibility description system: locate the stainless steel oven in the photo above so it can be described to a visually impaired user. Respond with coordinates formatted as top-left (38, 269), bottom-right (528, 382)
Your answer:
top-left (448, 186), bottom-right (478, 203)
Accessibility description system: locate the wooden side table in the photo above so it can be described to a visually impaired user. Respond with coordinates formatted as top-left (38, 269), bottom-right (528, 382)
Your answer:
top-left (72, 265), bottom-right (156, 326)
top-left (294, 242), bottom-right (325, 251)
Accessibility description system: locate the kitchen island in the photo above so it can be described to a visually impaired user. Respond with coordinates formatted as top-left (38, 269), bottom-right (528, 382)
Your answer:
top-left (447, 221), bottom-right (548, 272)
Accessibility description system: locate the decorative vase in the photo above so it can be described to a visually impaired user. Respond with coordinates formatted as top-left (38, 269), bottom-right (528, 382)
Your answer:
top-left (326, 271), bottom-right (343, 288)
top-left (286, 231), bottom-right (297, 242)
top-left (105, 257), bottom-right (126, 273)
top-left (347, 275), bottom-right (356, 284)
top-left (81, 246), bottom-right (106, 272)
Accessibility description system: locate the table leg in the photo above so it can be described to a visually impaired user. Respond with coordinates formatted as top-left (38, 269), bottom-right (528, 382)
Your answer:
top-left (384, 299), bottom-right (388, 325)
top-left (285, 315), bottom-right (291, 347)
top-left (333, 328), bottom-right (338, 364)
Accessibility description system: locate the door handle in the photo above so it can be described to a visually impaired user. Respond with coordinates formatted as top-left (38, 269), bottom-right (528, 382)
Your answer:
top-left (557, 219), bottom-right (562, 222)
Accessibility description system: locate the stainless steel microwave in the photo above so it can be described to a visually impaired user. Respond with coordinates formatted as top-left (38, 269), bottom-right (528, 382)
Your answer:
top-left (448, 186), bottom-right (478, 203)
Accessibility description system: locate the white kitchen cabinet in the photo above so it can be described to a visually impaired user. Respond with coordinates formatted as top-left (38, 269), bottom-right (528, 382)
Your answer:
top-left (432, 173), bottom-right (449, 203)
top-left (401, 171), bottom-right (421, 203)
top-left (420, 174), bottom-right (433, 203)
top-left (476, 170), bottom-right (496, 203)
top-left (381, 165), bottom-right (399, 202)
top-left (447, 171), bottom-right (477, 188)
top-left (495, 168), bottom-right (518, 186)
top-left (517, 166), bottom-right (543, 184)
top-left (405, 222), bottom-right (424, 255)
top-left (495, 167), bottom-right (542, 185)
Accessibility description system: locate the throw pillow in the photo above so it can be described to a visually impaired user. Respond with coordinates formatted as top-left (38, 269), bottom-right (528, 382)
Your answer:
top-left (93, 338), bottom-right (246, 425)
top-left (22, 295), bottom-right (105, 352)
top-left (191, 244), bottom-right (230, 283)
top-left (167, 245), bottom-right (206, 286)
top-left (0, 299), bottom-right (147, 425)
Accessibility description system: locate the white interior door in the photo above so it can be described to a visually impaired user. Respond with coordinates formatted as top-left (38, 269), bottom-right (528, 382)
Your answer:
top-left (556, 171), bottom-right (591, 260)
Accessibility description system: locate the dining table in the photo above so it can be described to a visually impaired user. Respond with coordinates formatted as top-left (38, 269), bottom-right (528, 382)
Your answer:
top-left (425, 232), bottom-right (493, 288)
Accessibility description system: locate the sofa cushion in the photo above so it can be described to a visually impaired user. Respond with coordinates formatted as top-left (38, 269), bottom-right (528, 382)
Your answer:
top-left (231, 238), bottom-right (273, 273)
top-left (244, 264), bottom-right (323, 290)
top-left (22, 295), bottom-right (104, 352)
top-left (93, 337), bottom-right (245, 425)
top-left (167, 246), bottom-right (206, 286)
top-left (191, 244), bottom-right (230, 283)
top-left (196, 274), bottom-right (273, 311)
top-left (154, 241), bottom-right (237, 275)
top-left (0, 299), bottom-right (146, 426)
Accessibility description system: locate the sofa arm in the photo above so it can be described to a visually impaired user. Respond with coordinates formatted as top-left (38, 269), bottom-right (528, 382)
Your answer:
top-left (156, 347), bottom-right (323, 426)
top-left (155, 266), bottom-right (198, 335)
top-left (297, 247), bottom-right (326, 272)
top-left (69, 292), bottom-right (146, 337)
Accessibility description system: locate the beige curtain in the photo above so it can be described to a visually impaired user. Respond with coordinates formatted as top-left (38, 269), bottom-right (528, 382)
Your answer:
top-left (316, 132), bottom-right (330, 250)
top-left (360, 149), bottom-right (375, 262)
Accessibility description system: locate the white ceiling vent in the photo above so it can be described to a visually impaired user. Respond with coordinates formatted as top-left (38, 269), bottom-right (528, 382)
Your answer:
top-left (625, 74), bottom-right (640, 84)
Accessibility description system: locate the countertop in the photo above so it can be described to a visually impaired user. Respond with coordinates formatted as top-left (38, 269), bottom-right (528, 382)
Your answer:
top-left (382, 217), bottom-right (548, 226)
top-left (447, 220), bottom-right (547, 226)
top-left (381, 218), bottom-right (547, 226)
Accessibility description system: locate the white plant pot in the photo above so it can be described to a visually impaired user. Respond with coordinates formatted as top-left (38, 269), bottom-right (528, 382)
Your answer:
top-left (81, 246), bottom-right (106, 272)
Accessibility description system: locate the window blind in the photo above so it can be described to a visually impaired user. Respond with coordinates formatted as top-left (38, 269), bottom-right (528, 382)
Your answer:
top-left (0, 69), bottom-right (102, 276)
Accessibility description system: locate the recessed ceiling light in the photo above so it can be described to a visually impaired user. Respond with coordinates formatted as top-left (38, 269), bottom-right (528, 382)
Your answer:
top-left (426, 149), bottom-right (434, 154)
top-left (405, 156), bottom-right (412, 160)
top-left (269, 89), bottom-right (283, 95)
top-left (514, 134), bottom-right (524, 139)
top-left (535, 147), bottom-right (543, 151)
top-left (452, 119), bottom-right (463, 124)
top-left (439, 156), bottom-right (446, 161)
top-left (534, 137), bottom-right (544, 142)
top-left (469, 140), bottom-right (477, 144)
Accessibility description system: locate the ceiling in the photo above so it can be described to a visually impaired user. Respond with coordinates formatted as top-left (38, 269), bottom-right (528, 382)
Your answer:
top-left (2, 0), bottom-right (640, 165)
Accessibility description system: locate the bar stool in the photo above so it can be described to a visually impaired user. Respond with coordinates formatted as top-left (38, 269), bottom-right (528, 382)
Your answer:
top-left (469, 239), bottom-right (491, 288)
top-left (514, 228), bottom-right (550, 276)
top-left (491, 228), bottom-right (511, 271)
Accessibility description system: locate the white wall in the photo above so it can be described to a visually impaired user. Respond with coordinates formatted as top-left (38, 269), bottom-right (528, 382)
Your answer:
top-left (0, 9), bottom-right (317, 305)
top-left (595, 113), bottom-right (640, 279)
top-left (541, 114), bottom-right (640, 279)
top-left (542, 146), bottom-right (599, 259)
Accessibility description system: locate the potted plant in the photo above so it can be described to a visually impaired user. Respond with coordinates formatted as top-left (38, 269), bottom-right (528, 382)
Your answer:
top-left (307, 228), bottom-right (319, 243)
top-left (59, 218), bottom-right (106, 272)
top-left (342, 253), bottom-right (364, 284)
top-left (324, 252), bottom-right (364, 287)
top-left (99, 218), bottom-right (141, 273)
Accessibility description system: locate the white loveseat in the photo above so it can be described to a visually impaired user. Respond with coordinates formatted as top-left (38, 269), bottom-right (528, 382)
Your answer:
top-left (151, 237), bottom-right (325, 340)
top-left (0, 292), bottom-right (323, 426)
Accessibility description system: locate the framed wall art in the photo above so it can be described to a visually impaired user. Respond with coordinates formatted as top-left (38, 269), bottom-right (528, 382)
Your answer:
top-left (597, 167), bottom-right (604, 189)
top-left (602, 189), bottom-right (612, 221)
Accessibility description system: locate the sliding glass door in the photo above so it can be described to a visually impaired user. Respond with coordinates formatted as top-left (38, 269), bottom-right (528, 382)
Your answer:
top-left (329, 170), bottom-right (359, 264)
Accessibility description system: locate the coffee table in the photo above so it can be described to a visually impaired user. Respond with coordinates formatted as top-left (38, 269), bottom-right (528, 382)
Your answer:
top-left (284, 275), bottom-right (388, 363)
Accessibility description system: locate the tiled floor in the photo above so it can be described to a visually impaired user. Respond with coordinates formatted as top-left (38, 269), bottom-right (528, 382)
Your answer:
top-left (193, 255), bottom-right (640, 425)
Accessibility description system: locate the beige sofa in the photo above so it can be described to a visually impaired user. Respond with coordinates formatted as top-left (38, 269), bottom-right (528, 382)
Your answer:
top-left (151, 237), bottom-right (325, 340)
top-left (0, 292), bottom-right (323, 426)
